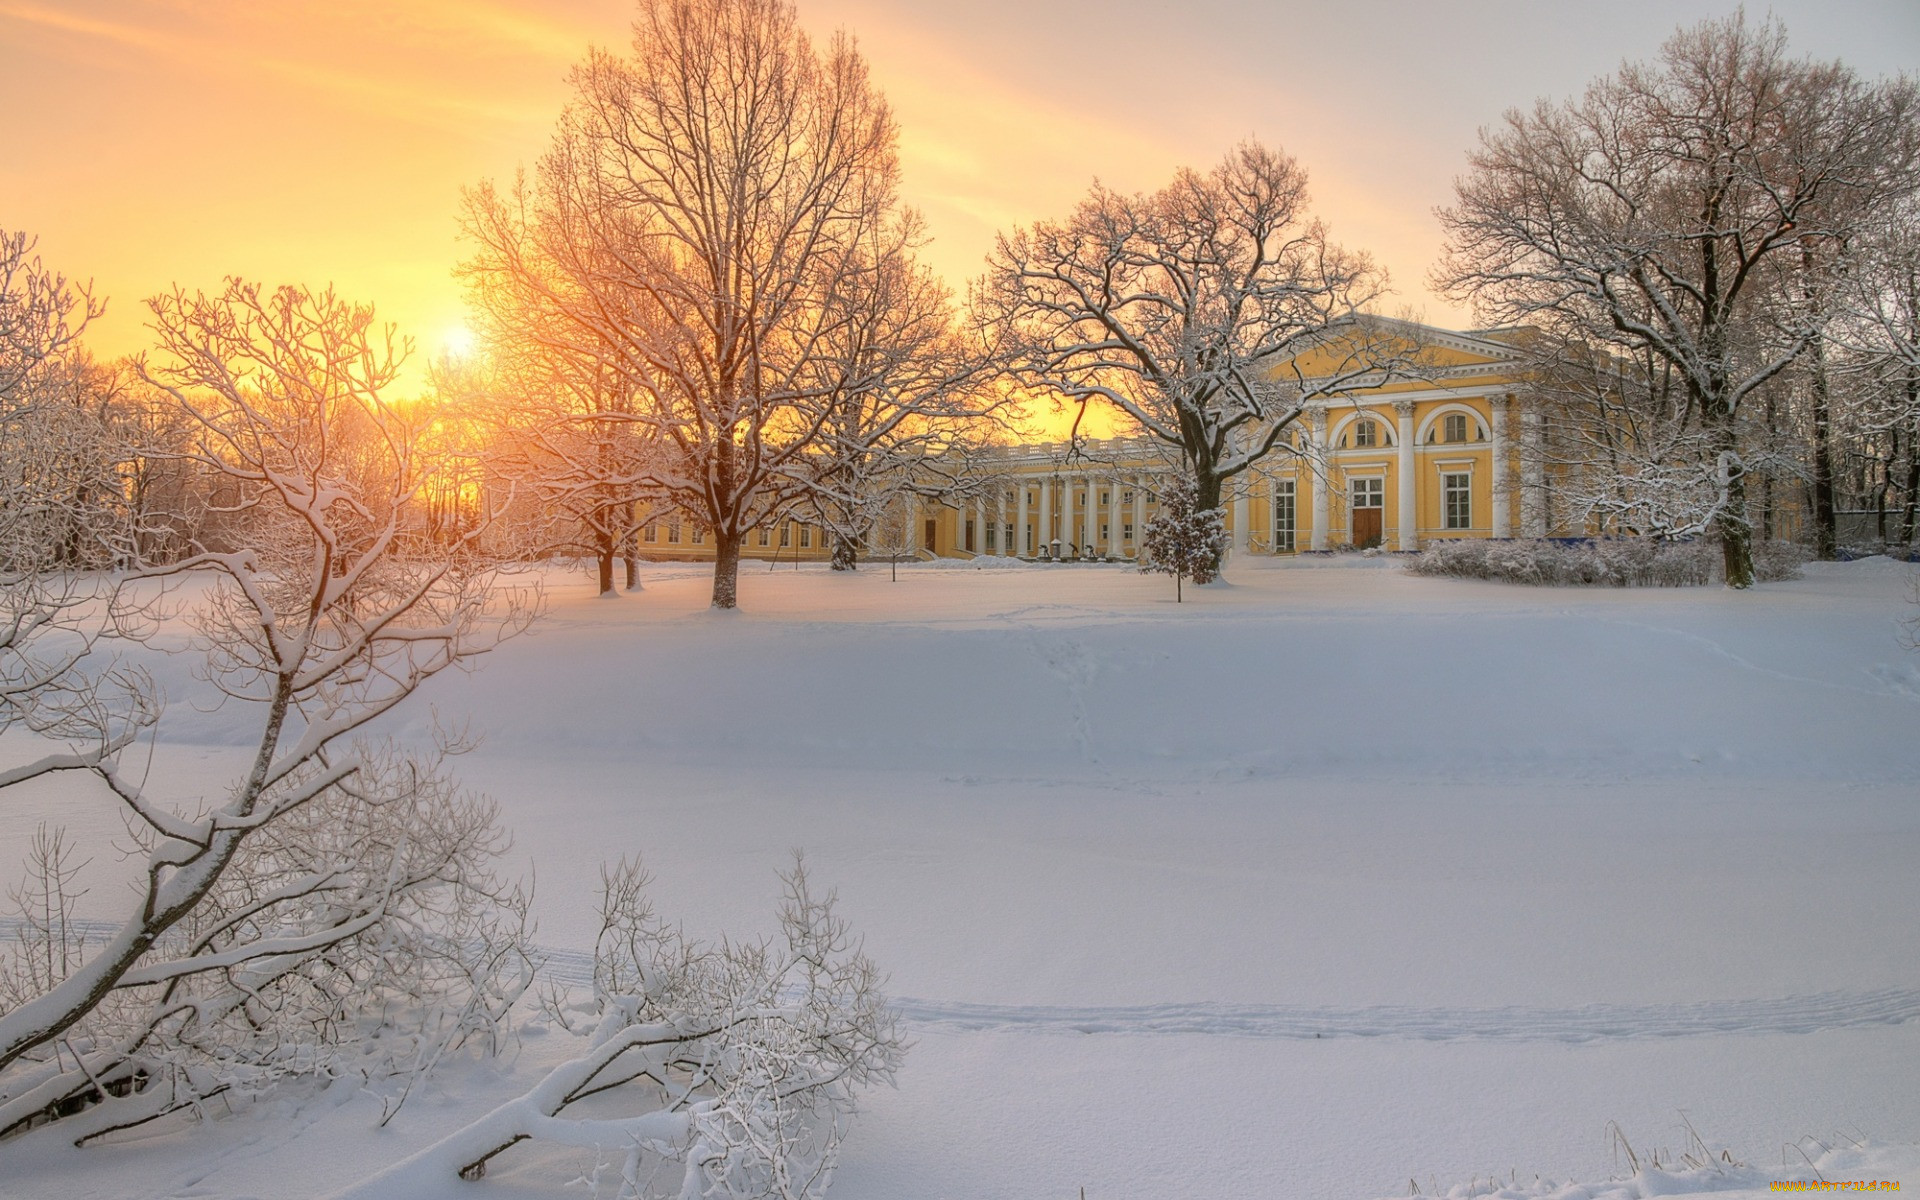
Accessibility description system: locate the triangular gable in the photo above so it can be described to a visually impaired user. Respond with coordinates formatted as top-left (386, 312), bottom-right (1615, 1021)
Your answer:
top-left (1268, 314), bottom-right (1526, 386)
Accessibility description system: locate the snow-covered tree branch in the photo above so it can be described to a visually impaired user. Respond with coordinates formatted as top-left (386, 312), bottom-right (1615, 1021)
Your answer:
top-left (330, 856), bottom-right (904, 1200)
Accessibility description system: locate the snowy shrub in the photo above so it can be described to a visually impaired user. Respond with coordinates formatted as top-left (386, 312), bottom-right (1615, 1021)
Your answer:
top-left (0, 747), bottom-right (534, 1142)
top-left (335, 856), bottom-right (904, 1200)
top-left (1407, 538), bottom-right (1805, 586)
top-left (1749, 537), bottom-right (1812, 581)
top-left (1392, 1121), bottom-right (1765, 1199)
top-left (1140, 478), bottom-right (1226, 599)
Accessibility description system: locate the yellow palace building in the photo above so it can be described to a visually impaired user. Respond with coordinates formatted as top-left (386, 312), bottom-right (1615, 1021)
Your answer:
top-left (635, 318), bottom-right (1561, 564)
top-left (919, 318), bottom-right (1556, 561)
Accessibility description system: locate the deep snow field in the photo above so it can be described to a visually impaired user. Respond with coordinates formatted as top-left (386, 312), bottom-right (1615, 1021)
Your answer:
top-left (3, 555), bottom-right (1919, 1199)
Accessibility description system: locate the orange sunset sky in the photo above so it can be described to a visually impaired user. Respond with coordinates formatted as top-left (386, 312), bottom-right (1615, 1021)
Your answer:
top-left (4, 0), bottom-right (1916, 394)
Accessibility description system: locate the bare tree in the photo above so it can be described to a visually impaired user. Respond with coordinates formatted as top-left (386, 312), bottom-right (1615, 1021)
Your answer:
top-left (448, 336), bottom-right (659, 596)
top-left (1437, 13), bottom-right (1919, 587)
top-left (462, 0), bottom-right (906, 609)
top-left (796, 212), bottom-right (995, 570)
top-left (0, 280), bottom-right (534, 1132)
top-left (979, 141), bottom-right (1399, 576)
top-left (1833, 196), bottom-right (1920, 544)
top-left (0, 229), bottom-right (99, 406)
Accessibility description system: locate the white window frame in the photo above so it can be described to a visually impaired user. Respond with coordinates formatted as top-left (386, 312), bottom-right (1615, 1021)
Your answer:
top-left (1443, 472), bottom-right (1472, 530)
top-left (1272, 479), bottom-right (1296, 552)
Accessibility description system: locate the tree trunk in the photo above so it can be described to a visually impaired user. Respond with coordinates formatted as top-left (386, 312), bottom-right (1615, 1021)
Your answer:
top-left (711, 529), bottom-right (742, 609)
top-left (1808, 339), bottom-right (1837, 560)
top-left (1902, 385), bottom-right (1920, 545)
top-left (596, 547), bottom-right (615, 596)
top-left (1193, 463), bottom-right (1224, 583)
top-left (1716, 445), bottom-right (1756, 589)
top-left (1760, 391), bottom-right (1778, 541)
top-left (622, 527), bottom-right (641, 591)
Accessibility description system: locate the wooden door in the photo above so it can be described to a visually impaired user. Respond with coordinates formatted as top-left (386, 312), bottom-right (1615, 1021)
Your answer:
top-left (1353, 508), bottom-right (1382, 548)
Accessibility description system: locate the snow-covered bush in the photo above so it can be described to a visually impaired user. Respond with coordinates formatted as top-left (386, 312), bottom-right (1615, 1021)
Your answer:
top-left (1139, 478), bottom-right (1226, 599)
top-left (1406, 537), bottom-right (1806, 586)
top-left (0, 747), bottom-right (533, 1142)
top-left (335, 857), bottom-right (904, 1200)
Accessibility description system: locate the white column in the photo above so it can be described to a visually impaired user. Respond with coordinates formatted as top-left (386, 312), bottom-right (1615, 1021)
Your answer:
top-left (1070, 475), bottom-right (1084, 556)
top-left (1105, 474), bottom-right (1121, 552)
top-left (1067, 474), bottom-right (1081, 555)
top-left (1082, 477), bottom-right (1097, 555)
top-left (1521, 404), bottom-right (1547, 538)
top-left (1016, 480), bottom-right (1030, 557)
top-left (1395, 400), bottom-right (1418, 551)
top-left (906, 493), bottom-right (919, 554)
top-left (1039, 475), bottom-right (1053, 556)
top-left (1309, 408), bottom-right (1330, 552)
top-left (1489, 395), bottom-right (1513, 539)
top-left (1231, 487), bottom-right (1250, 557)
top-left (973, 496), bottom-right (984, 556)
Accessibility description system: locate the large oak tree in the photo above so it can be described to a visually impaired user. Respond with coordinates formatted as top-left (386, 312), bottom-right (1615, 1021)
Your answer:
top-left (1437, 14), bottom-right (1917, 587)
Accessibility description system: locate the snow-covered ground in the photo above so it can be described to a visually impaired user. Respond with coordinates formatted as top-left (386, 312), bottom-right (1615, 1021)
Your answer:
top-left (4, 557), bottom-right (1918, 1198)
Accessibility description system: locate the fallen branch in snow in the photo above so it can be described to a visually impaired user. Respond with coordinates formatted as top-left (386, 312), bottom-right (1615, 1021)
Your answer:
top-left (329, 857), bottom-right (904, 1200)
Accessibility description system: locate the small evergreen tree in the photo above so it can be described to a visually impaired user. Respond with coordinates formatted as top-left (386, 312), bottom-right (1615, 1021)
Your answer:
top-left (1139, 478), bottom-right (1225, 601)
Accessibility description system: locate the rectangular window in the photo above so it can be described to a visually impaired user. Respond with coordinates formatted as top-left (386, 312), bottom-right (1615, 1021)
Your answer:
top-left (1444, 473), bottom-right (1472, 530)
top-left (1100, 523), bottom-right (1109, 543)
top-left (643, 524), bottom-right (658, 543)
top-left (1122, 522), bottom-right (1134, 544)
top-left (691, 527), bottom-right (704, 544)
top-left (799, 525), bottom-right (812, 548)
top-left (1273, 480), bottom-right (1295, 552)
top-left (757, 526), bottom-right (771, 547)
top-left (1122, 489), bottom-right (1134, 504)
top-left (1352, 477), bottom-right (1383, 508)
top-left (1099, 490), bottom-right (1109, 506)
top-left (1444, 413), bottom-right (1468, 443)
top-left (1354, 419), bottom-right (1377, 448)
top-left (1003, 522), bottom-right (1014, 549)
top-left (779, 523), bottom-right (791, 547)
top-left (667, 522), bottom-right (681, 544)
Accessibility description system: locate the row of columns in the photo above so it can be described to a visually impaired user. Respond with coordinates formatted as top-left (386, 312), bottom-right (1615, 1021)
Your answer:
top-left (948, 474), bottom-right (1159, 558)
top-left (915, 394), bottom-right (1547, 559)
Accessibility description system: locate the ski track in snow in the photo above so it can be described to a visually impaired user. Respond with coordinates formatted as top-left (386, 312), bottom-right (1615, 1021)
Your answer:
top-left (16, 922), bottom-right (1916, 1044)
top-left (1589, 614), bottom-right (1920, 704)
top-left (883, 991), bottom-right (1920, 1042)
top-left (513, 940), bottom-right (1920, 1043)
